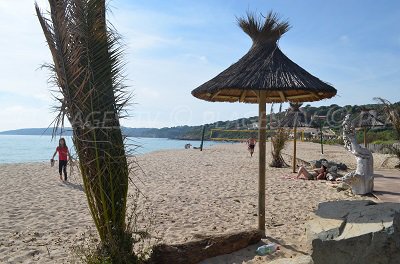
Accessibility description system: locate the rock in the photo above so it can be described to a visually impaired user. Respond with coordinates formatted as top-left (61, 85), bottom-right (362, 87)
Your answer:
top-left (309, 159), bottom-right (347, 172)
top-left (326, 166), bottom-right (341, 181)
top-left (306, 200), bottom-right (400, 264)
top-left (326, 173), bottom-right (334, 181)
top-left (337, 163), bottom-right (348, 171)
top-left (327, 165), bottom-right (338, 174)
top-left (309, 160), bottom-right (322, 169)
top-left (336, 182), bottom-right (350, 191)
top-left (268, 255), bottom-right (313, 264)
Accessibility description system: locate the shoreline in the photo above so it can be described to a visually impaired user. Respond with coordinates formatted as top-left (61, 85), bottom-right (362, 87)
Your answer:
top-left (0, 146), bottom-right (210, 165)
top-left (0, 136), bottom-right (222, 164)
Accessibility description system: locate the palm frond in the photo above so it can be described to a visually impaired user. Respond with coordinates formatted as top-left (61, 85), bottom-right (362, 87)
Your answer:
top-left (289, 102), bottom-right (303, 112)
top-left (36, 0), bottom-right (136, 261)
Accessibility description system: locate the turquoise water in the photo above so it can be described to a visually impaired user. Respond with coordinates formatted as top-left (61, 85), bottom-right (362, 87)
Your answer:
top-left (0, 135), bottom-right (217, 163)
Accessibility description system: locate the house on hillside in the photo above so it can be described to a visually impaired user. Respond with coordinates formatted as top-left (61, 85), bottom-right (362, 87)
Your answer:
top-left (249, 122), bottom-right (258, 129)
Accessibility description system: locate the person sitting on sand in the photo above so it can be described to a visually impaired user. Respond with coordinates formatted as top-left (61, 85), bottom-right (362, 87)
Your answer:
top-left (51, 138), bottom-right (71, 181)
top-left (246, 137), bottom-right (257, 157)
top-left (296, 164), bottom-right (327, 180)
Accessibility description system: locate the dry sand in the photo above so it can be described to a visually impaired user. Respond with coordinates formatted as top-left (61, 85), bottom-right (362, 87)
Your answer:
top-left (0, 142), bottom-right (397, 263)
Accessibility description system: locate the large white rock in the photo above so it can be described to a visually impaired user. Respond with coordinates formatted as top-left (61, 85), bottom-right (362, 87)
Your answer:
top-left (306, 200), bottom-right (400, 264)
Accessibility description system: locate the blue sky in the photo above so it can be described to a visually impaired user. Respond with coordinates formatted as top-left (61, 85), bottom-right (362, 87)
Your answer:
top-left (0, 0), bottom-right (399, 130)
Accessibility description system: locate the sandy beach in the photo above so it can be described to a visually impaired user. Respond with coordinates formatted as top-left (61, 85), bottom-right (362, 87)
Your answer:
top-left (0, 142), bottom-right (398, 263)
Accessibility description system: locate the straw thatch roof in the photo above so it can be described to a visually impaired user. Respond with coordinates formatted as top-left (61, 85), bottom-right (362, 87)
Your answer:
top-left (192, 12), bottom-right (337, 104)
top-left (280, 103), bottom-right (309, 128)
top-left (352, 109), bottom-right (385, 128)
top-left (309, 115), bottom-right (327, 129)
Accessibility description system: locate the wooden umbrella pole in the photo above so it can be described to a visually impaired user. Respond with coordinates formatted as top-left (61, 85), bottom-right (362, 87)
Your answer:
top-left (258, 91), bottom-right (267, 236)
top-left (293, 126), bottom-right (297, 173)
top-left (200, 125), bottom-right (206, 151)
top-left (320, 124), bottom-right (324, 154)
top-left (364, 127), bottom-right (367, 148)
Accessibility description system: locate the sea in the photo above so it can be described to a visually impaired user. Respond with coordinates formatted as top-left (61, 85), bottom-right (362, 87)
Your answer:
top-left (0, 135), bottom-right (219, 164)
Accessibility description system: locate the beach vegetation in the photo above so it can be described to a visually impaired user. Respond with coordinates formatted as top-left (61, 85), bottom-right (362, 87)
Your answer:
top-left (375, 97), bottom-right (400, 168)
top-left (72, 192), bottom-right (156, 263)
top-left (270, 128), bottom-right (289, 167)
top-left (375, 98), bottom-right (400, 140)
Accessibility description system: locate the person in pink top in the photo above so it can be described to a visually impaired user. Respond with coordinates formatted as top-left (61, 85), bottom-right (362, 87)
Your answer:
top-left (51, 138), bottom-right (71, 181)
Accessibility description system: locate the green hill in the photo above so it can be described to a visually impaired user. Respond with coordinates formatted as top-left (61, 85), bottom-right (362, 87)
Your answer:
top-left (1, 102), bottom-right (398, 141)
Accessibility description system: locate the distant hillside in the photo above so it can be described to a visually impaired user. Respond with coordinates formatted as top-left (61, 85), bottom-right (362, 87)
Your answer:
top-left (1, 101), bottom-right (398, 140)
top-left (0, 127), bottom-right (148, 137)
top-left (0, 128), bottom-right (72, 136)
top-left (0, 126), bottom-right (205, 140)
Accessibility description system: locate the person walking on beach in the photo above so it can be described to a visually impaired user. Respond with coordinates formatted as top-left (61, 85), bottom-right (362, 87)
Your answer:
top-left (51, 138), bottom-right (71, 181)
top-left (247, 137), bottom-right (257, 157)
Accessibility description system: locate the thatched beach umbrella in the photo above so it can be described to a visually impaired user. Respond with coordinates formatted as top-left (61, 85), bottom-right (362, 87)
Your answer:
top-left (352, 108), bottom-right (385, 147)
top-left (191, 12), bottom-right (337, 235)
top-left (280, 103), bottom-right (309, 173)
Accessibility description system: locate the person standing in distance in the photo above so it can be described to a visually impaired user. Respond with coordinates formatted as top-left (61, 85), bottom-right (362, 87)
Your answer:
top-left (247, 137), bottom-right (257, 157)
top-left (51, 138), bottom-right (71, 181)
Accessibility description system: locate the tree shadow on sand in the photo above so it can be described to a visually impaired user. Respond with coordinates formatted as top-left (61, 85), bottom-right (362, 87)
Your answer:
top-left (200, 236), bottom-right (308, 263)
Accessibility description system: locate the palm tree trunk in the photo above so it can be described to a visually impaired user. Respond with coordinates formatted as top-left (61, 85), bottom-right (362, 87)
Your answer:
top-left (36, 1), bottom-right (134, 261)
